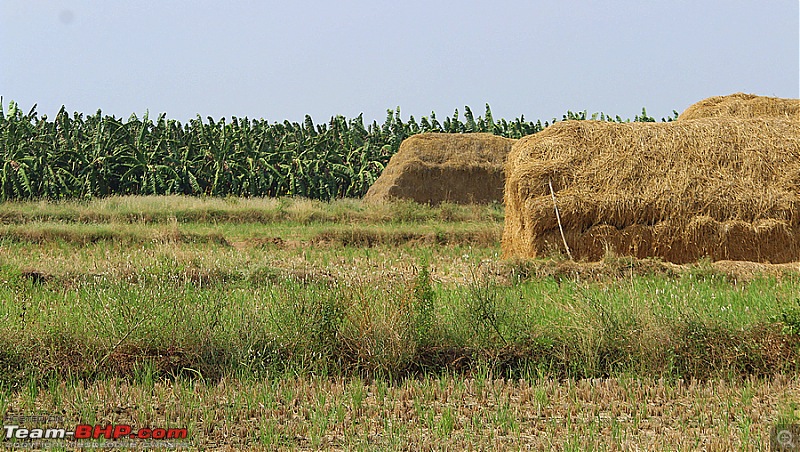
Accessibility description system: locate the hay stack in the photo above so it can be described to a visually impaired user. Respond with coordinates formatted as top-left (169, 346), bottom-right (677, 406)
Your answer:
top-left (503, 118), bottom-right (800, 263)
top-left (678, 93), bottom-right (800, 121)
top-left (364, 133), bottom-right (516, 205)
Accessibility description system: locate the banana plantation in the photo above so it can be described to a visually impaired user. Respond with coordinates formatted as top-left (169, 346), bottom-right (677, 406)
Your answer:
top-left (0, 101), bottom-right (666, 201)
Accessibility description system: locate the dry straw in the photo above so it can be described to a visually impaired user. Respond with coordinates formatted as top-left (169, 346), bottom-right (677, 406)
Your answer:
top-left (678, 92), bottom-right (800, 121)
top-left (502, 117), bottom-right (800, 263)
top-left (364, 133), bottom-right (516, 205)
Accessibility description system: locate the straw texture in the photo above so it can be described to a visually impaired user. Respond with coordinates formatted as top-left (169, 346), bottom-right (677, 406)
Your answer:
top-left (678, 93), bottom-right (800, 121)
top-left (364, 133), bottom-right (516, 205)
top-left (503, 117), bottom-right (800, 263)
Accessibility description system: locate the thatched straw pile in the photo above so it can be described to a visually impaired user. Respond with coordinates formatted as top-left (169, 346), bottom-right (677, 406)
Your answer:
top-left (678, 93), bottom-right (800, 121)
top-left (502, 118), bottom-right (800, 263)
top-left (364, 133), bottom-right (516, 205)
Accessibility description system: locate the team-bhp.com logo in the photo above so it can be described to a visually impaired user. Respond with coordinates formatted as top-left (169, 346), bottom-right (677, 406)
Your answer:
top-left (3, 416), bottom-right (188, 448)
top-left (4, 424), bottom-right (188, 441)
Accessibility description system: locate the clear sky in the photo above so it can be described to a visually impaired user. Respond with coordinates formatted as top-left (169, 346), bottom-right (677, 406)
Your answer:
top-left (1, 1), bottom-right (798, 124)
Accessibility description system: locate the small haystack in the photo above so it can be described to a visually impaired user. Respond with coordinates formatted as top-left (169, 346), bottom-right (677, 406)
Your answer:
top-left (503, 118), bottom-right (800, 263)
top-left (678, 93), bottom-right (800, 121)
top-left (364, 133), bottom-right (516, 205)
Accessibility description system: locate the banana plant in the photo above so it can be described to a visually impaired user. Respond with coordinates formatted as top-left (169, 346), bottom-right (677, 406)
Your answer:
top-left (0, 101), bottom-right (665, 200)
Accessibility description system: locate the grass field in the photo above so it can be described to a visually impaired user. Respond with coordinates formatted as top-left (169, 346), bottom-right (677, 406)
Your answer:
top-left (1, 196), bottom-right (799, 450)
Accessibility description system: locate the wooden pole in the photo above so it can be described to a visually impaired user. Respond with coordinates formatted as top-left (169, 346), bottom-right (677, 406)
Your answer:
top-left (549, 178), bottom-right (573, 260)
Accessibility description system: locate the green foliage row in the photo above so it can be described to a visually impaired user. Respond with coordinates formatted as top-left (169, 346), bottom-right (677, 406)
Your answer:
top-left (0, 258), bottom-right (796, 384)
top-left (0, 100), bottom-right (676, 201)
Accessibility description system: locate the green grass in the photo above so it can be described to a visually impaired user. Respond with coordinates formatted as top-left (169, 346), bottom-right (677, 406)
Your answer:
top-left (0, 206), bottom-right (797, 384)
top-left (1, 195), bottom-right (799, 448)
top-left (0, 195), bottom-right (504, 225)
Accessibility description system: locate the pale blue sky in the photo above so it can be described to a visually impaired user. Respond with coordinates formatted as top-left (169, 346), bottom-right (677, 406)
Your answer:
top-left (1, 1), bottom-right (798, 124)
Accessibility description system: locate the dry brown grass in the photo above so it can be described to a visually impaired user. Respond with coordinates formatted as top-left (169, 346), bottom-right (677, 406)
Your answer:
top-left (503, 117), bottom-right (800, 263)
top-left (364, 133), bottom-right (516, 205)
top-left (500, 255), bottom-right (800, 285)
top-left (678, 92), bottom-right (800, 121)
top-left (5, 375), bottom-right (798, 450)
top-left (311, 225), bottom-right (500, 248)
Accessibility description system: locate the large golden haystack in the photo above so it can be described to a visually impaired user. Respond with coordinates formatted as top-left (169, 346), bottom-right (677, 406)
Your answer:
top-left (678, 93), bottom-right (800, 121)
top-left (364, 133), bottom-right (516, 205)
top-left (503, 118), bottom-right (800, 263)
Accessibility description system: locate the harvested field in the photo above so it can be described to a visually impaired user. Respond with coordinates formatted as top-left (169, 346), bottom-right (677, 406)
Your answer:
top-left (503, 118), bottom-right (800, 263)
top-left (364, 132), bottom-right (516, 205)
top-left (2, 196), bottom-right (800, 449)
top-left (678, 92), bottom-right (800, 121)
top-left (4, 375), bottom-right (798, 450)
